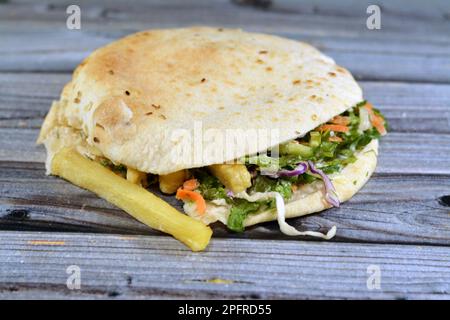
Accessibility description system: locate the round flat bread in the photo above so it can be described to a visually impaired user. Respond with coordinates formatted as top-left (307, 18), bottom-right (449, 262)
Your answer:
top-left (39, 27), bottom-right (363, 174)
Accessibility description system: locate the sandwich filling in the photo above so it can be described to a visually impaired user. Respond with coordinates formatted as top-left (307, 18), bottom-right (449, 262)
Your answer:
top-left (97, 100), bottom-right (386, 236)
top-left (179, 101), bottom-right (386, 235)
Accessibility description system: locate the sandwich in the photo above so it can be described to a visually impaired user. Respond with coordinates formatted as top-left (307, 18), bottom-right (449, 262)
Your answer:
top-left (38, 27), bottom-right (387, 251)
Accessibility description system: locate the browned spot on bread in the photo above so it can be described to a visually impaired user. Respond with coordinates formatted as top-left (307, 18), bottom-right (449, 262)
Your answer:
top-left (96, 123), bottom-right (105, 130)
top-left (145, 112), bottom-right (153, 115)
top-left (93, 137), bottom-right (100, 143)
top-left (73, 91), bottom-right (82, 104)
top-left (151, 104), bottom-right (161, 109)
top-left (292, 80), bottom-right (301, 85)
top-left (125, 90), bottom-right (130, 96)
top-left (328, 72), bottom-right (336, 77)
top-left (109, 70), bottom-right (114, 75)
top-left (256, 59), bottom-right (264, 64)
top-left (201, 78), bottom-right (206, 83)
top-left (259, 50), bottom-right (268, 54)
top-left (266, 67), bottom-right (273, 72)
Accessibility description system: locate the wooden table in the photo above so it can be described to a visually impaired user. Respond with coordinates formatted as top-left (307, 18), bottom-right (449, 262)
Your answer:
top-left (1, 0), bottom-right (449, 299)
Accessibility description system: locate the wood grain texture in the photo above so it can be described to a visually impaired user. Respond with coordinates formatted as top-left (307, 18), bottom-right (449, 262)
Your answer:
top-left (1, 162), bottom-right (449, 245)
top-left (1, 1), bottom-right (450, 81)
top-left (1, 128), bottom-right (449, 175)
top-left (1, 73), bottom-right (450, 133)
top-left (0, 231), bottom-right (449, 299)
top-left (2, 30), bottom-right (450, 82)
top-left (1, 0), bottom-right (450, 300)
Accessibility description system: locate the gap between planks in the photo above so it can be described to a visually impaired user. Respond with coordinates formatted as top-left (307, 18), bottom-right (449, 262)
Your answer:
top-left (1, 161), bottom-right (449, 246)
top-left (0, 230), bottom-right (449, 299)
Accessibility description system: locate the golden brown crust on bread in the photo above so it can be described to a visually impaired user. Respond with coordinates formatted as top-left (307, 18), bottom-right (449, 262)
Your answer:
top-left (40, 27), bottom-right (363, 174)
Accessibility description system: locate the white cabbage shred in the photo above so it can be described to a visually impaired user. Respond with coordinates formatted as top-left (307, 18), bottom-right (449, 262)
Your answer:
top-left (358, 106), bottom-right (372, 133)
top-left (235, 191), bottom-right (337, 240)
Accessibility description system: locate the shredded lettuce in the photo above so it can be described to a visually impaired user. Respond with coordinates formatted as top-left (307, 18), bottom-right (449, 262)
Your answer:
top-left (190, 101), bottom-right (387, 233)
top-left (227, 199), bottom-right (261, 232)
top-left (99, 159), bottom-right (127, 175)
top-left (251, 176), bottom-right (293, 200)
top-left (191, 169), bottom-right (228, 201)
top-left (226, 176), bottom-right (294, 232)
top-left (247, 102), bottom-right (384, 175)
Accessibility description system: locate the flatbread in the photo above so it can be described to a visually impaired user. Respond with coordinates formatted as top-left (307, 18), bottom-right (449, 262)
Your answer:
top-left (183, 140), bottom-right (378, 226)
top-left (38, 27), bottom-right (363, 175)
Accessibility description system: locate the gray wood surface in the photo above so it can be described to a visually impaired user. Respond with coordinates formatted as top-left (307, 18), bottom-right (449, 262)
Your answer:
top-left (1, 231), bottom-right (449, 299)
top-left (0, 0), bottom-right (449, 299)
top-left (1, 161), bottom-right (450, 245)
top-left (2, 73), bottom-right (450, 134)
top-left (1, 1), bottom-right (450, 81)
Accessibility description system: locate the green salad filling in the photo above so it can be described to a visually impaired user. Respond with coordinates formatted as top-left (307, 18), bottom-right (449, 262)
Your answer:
top-left (188, 101), bottom-right (387, 232)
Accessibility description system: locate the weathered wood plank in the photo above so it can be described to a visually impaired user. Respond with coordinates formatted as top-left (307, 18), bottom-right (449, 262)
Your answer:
top-left (250, 0), bottom-right (450, 21)
top-left (8, 0), bottom-right (450, 21)
top-left (1, 30), bottom-right (449, 82)
top-left (4, 28), bottom-right (450, 59)
top-left (0, 0), bottom-right (448, 301)
top-left (1, 128), bottom-right (449, 175)
top-left (1, 1), bottom-right (450, 81)
top-left (3, 0), bottom-right (450, 34)
top-left (1, 162), bottom-right (449, 245)
top-left (0, 231), bottom-right (449, 299)
top-left (1, 72), bottom-right (450, 133)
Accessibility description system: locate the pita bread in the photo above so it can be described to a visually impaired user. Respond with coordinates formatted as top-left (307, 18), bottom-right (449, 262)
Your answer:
top-left (39, 27), bottom-right (363, 175)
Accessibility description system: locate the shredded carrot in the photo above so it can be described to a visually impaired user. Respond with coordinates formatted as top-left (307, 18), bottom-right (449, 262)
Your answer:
top-left (183, 178), bottom-right (199, 191)
top-left (328, 136), bottom-right (343, 142)
top-left (371, 116), bottom-right (387, 135)
top-left (330, 116), bottom-right (350, 126)
top-left (364, 103), bottom-right (387, 135)
top-left (364, 102), bottom-right (374, 111)
top-left (318, 124), bottom-right (349, 133)
top-left (176, 188), bottom-right (206, 215)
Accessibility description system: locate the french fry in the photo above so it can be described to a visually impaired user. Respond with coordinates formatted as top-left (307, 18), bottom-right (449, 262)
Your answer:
top-left (159, 170), bottom-right (187, 194)
top-left (209, 164), bottom-right (251, 193)
top-left (51, 148), bottom-right (212, 251)
top-left (126, 167), bottom-right (148, 187)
